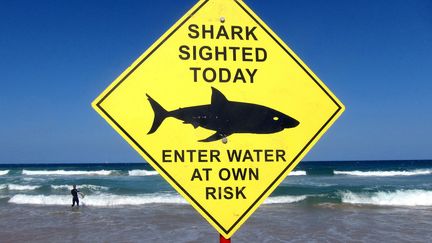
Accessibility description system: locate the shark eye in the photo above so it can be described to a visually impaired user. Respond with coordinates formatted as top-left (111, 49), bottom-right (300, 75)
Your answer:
top-left (273, 116), bottom-right (279, 121)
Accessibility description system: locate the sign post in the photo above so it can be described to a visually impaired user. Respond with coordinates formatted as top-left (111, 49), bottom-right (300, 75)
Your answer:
top-left (220, 234), bottom-right (231, 243)
top-left (93, 0), bottom-right (344, 239)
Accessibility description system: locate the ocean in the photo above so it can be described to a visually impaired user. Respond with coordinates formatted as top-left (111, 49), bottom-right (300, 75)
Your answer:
top-left (0, 160), bottom-right (431, 242)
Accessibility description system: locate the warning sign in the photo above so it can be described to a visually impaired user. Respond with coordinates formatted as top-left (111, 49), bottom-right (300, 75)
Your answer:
top-left (92, 0), bottom-right (344, 239)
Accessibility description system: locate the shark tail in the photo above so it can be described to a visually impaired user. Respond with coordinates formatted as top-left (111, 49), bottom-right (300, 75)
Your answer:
top-left (146, 94), bottom-right (169, 134)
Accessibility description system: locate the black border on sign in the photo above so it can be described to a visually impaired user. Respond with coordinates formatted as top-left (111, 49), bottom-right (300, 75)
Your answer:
top-left (96, 0), bottom-right (343, 235)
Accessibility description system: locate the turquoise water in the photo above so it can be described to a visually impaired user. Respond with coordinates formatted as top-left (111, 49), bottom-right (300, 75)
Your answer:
top-left (1, 160), bottom-right (431, 207)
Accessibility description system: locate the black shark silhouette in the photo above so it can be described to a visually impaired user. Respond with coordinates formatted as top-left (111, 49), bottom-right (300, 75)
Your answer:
top-left (146, 87), bottom-right (299, 142)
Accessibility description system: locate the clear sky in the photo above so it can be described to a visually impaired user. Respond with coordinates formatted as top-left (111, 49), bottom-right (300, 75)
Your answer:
top-left (0, 0), bottom-right (431, 163)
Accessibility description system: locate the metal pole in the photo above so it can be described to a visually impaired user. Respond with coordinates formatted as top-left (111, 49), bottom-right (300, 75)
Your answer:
top-left (220, 234), bottom-right (231, 243)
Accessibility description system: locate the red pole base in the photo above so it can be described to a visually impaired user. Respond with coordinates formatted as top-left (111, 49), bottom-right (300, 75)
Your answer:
top-left (220, 234), bottom-right (231, 243)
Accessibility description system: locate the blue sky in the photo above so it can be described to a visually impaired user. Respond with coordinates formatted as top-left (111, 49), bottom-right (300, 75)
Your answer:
top-left (0, 0), bottom-right (431, 163)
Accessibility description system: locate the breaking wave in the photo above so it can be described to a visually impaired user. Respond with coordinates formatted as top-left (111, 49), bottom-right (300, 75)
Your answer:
top-left (341, 190), bottom-right (432, 206)
top-left (7, 193), bottom-right (308, 206)
top-left (334, 169), bottom-right (432, 177)
top-left (7, 184), bottom-right (41, 191)
top-left (264, 195), bottom-right (307, 204)
top-left (51, 184), bottom-right (109, 191)
top-left (8, 193), bottom-right (187, 206)
top-left (22, 170), bottom-right (113, 176)
top-left (289, 170), bottom-right (307, 176)
top-left (0, 170), bottom-right (9, 176)
top-left (0, 184), bottom-right (6, 190)
top-left (128, 170), bottom-right (159, 176)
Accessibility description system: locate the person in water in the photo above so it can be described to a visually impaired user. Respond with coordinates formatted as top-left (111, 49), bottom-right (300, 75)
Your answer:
top-left (71, 185), bottom-right (80, 207)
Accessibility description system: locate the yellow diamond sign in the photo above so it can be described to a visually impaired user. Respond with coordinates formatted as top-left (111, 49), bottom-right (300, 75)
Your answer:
top-left (92, 0), bottom-right (344, 238)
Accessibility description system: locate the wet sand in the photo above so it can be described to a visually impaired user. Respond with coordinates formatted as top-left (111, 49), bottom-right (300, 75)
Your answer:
top-left (1, 203), bottom-right (431, 242)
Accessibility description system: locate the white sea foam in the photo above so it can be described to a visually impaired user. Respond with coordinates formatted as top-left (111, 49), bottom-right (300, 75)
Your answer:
top-left (7, 184), bottom-right (41, 191)
top-left (341, 190), bottom-right (432, 206)
top-left (0, 170), bottom-right (9, 176)
top-left (8, 193), bottom-right (187, 206)
top-left (0, 184), bottom-right (6, 190)
top-left (264, 195), bottom-right (307, 204)
top-left (289, 170), bottom-right (307, 176)
top-left (50, 184), bottom-right (109, 191)
top-left (334, 169), bottom-right (432, 177)
top-left (50, 185), bottom-right (70, 190)
top-left (128, 170), bottom-right (159, 176)
top-left (22, 170), bottom-right (113, 176)
top-left (22, 177), bottom-right (46, 182)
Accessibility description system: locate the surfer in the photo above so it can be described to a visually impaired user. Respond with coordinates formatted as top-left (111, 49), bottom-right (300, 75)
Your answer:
top-left (71, 185), bottom-right (83, 207)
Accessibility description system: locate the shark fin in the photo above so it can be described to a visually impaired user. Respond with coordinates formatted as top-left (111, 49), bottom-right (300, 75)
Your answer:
top-left (211, 87), bottom-right (229, 105)
top-left (199, 132), bottom-right (230, 142)
top-left (183, 121), bottom-right (199, 128)
top-left (146, 94), bottom-right (169, 134)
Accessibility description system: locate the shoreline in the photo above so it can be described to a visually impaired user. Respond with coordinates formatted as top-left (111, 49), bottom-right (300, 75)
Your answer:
top-left (1, 203), bottom-right (431, 242)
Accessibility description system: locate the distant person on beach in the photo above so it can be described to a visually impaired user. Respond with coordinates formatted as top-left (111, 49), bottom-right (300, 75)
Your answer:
top-left (71, 185), bottom-right (81, 207)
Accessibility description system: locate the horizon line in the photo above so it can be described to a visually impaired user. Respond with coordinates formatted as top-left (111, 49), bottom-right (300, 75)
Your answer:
top-left (0, 159), bottom-right (431, 166)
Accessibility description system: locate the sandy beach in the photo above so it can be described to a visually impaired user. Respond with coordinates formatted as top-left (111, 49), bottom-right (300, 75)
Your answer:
top-left (1, 203), bottom-right (431, 242)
